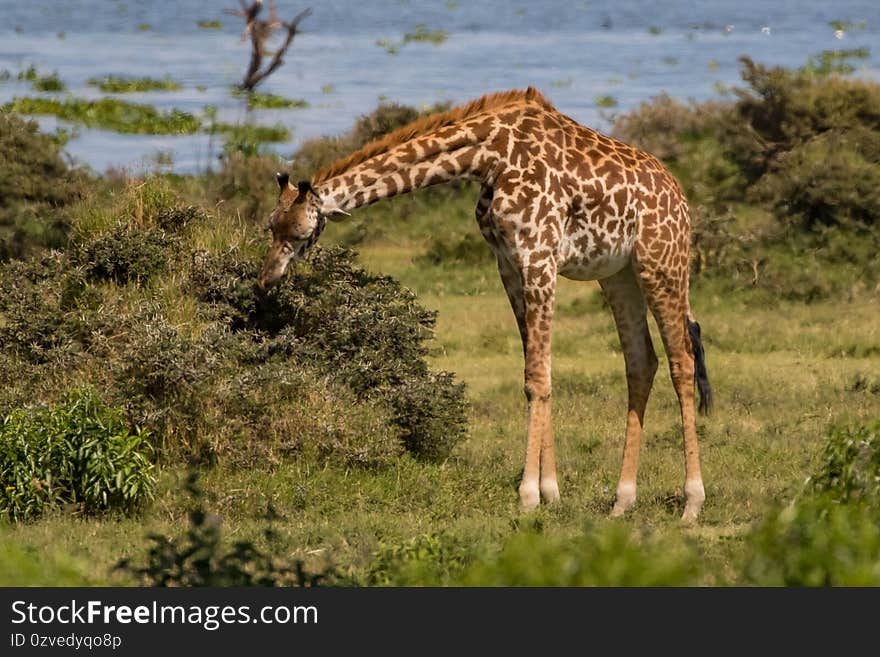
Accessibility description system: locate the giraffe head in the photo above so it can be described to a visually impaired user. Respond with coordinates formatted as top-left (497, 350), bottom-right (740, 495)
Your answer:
top-left (257, 173), bottom-right (325, 290)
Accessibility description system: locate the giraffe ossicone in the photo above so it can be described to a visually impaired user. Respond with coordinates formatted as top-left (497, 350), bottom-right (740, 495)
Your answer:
top-left (259, 87), bottom-right (712, 520)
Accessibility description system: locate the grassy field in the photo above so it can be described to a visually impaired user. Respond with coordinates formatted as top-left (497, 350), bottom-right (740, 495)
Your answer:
top-left (2, 57), bottom-right (879, 585)
top-left (2, 184), bottom-right (878, 586)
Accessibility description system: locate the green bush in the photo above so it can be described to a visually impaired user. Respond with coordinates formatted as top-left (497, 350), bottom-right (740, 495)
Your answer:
top-left (806, 419), bottom-right (880, 505)
top-left (459, 524), bottom-right (703, 586)
top-left (0, 180), bottom-right (468, 467)
top-left (741, 419), bottom-right (880, 586)
top-left (366, 532), bottom-right (475, 586)
top-left (416, 233), bottom-right (494, 267)
top-left (751, 128), bottom-right (880, 229)
top-left (0, 112), bottom-right (88, 260)
top-left (191, 245), bottom-right (469, 462)
top-left (0, 390), bottom-right (155, 521)
top-left (77, 224), bottom-right (172, 284)
top-left (742, 497), bottom-right (880, 586)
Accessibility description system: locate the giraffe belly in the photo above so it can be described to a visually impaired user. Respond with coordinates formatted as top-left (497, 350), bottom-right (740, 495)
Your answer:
top-left (558, 250), bottom-right (632, 281)
top-left (557, 227), bottom-right (635, 281)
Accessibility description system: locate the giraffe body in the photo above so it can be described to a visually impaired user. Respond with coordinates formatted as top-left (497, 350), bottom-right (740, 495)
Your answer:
top-left (259, 88), bottom-right (711, 520)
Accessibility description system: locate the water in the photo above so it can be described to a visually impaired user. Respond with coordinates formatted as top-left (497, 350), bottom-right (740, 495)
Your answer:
top-left (1, 0), bottom-right (877, 173)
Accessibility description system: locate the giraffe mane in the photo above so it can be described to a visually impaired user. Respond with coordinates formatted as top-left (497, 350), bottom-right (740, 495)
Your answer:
top-left (312, 87), bottom-right (554, 184)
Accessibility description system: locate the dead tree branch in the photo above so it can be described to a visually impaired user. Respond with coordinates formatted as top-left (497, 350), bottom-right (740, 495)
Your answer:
top-left (225, 1), bottom-right (312, 91)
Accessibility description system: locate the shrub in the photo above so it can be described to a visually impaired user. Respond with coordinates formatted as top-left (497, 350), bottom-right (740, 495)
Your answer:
top-left (0, 389), bottom-right (155, 521)
top-left (751, 127), bottom-right (880, 229)
top-left (805, 419), bottom-right (880, 505)
top-left (0, 112), bottom-right (87, 260)
top-left (76, 224), bottom-right (172, 284)
top-left (366, 532), bottom-right (474, 586)
top-left (613, 55), bottom-right (880, 301)
top-left (190, 245), bottom-right (470, 462)
top-left (741, 420), bottom-right (880, 586)
top-left (459, 524), bottom-right (703, 586)
top-left (0, 180), bottom-right (469, 467)
top-left (416, 233), bottom-right (493, 267)
top-left (742, 497), bottom-right (880, 586)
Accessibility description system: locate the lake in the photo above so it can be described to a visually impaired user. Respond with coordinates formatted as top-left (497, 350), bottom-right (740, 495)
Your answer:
top-left (1, 0), bottom-right (877, 173)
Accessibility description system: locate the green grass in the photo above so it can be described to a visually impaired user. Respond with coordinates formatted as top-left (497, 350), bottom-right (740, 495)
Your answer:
top-left (88, 75), bottom-right (182, 93)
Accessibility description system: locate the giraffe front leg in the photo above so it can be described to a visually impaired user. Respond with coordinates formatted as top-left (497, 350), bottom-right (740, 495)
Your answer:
top-left (518, 261), bottom-right (558, 511)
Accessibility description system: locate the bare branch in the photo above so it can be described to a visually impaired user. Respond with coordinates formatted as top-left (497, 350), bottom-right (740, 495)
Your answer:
top-left (229, 4), bottom-right (311, 91)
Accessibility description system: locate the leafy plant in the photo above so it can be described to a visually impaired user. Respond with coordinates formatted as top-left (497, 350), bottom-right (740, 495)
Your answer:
top-left (0, 389), bottom-right (155, 521)
top-left (805, 420), bottom-right (880, 505)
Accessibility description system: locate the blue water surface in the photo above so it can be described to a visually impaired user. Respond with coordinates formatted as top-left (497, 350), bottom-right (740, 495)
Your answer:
top-left (0, 0), bottom-right (876, 173)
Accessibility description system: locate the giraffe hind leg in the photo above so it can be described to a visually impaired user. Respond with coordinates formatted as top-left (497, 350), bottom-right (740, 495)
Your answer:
top-left (600, 267), bottom-right (658, 517)
top-left (637, 263), bottom-right (705, 522)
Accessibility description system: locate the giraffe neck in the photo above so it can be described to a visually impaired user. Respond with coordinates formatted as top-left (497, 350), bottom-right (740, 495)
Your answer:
top-left (314, 127), bottom-right (498, 214)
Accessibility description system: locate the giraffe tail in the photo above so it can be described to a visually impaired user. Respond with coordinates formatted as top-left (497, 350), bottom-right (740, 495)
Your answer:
top-left (687, 315), bottom-right (712, 415)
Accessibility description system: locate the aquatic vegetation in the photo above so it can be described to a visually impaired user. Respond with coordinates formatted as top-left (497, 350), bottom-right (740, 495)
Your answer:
top-left (3, 97), bottom-right (201, 134)
top-left (17, 66), bottom-right (65, 92)
top-left (88, 75), bottom-right (182, 93)
top-left (403, 24), bottom-right (449, 45)
top-left (32, 72), bottom-right (65, 92)
top-left (197, 20), bottom-right (223, 29)
top-left (212, 121), bottom-right (292, 157)
top-left (214, 122), bottom-right (291, 143)
top-left (594, 94), bottom-right (618, 108)
top-left (378, 24), bottom-right (449, 54)
top-left (230, 88), bottom-right (308, 109)
top-left (648, 26), bottom-right (663, 35)
top-left (376, 39), bottom-right (401, 55)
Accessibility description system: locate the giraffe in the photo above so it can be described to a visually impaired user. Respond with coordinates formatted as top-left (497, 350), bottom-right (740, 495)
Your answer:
top-left (257, 87), bottom-right (712, 521)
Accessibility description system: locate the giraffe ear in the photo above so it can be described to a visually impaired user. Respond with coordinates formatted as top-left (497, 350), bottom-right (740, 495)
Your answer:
top-left (276, 172), bottom-right (289, 190)
top-left (297, 180), bottom-right (316, 197)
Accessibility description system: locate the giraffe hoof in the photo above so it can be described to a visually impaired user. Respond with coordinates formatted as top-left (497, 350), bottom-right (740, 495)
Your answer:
top-left (681, 480), bottom-right (705, 523)
top-left (680, 504), bottom-right (702, 524)
top-left (610, 484), bottom-right (636, 517)
top-left (519, 482), bottom-right (540, 511)
top-left (540, 478), bottom-right (560, 504)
